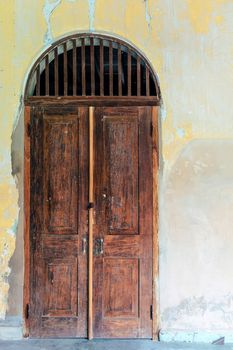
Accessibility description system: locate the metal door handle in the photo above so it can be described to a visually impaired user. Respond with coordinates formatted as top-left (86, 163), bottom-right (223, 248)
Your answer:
top-left (94, 238), bottom-right (104, 256)
top-left (82, 237), bottom-right (87, 254)
top-left (50, 271), bottom-right (54, 284)
top-left (99, 238), bottom-right (104, 255)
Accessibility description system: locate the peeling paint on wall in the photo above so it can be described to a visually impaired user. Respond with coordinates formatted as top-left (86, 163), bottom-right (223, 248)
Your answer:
top-left (144, 0), bottom-right (152, 30)
top-left (43, 0), bottom-right (61, 44)
top-left (1, 0), bottom-right (233, 338)
top-left (88, 0), bottom-right (95, 31)
top-left (162, 294), bottom-right (233, 329)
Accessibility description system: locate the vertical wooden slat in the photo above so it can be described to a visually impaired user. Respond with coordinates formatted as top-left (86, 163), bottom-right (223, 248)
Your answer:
top-left (63, 43), bottom-right (68, 96)
top-left (23, 105), bottom-right (31, 337)
top-left (127, 50), bottom-right (131, 96)
top-left (88, 106), bottom-right (94, 340)
top-left (90, 37), bottom-right (95, 96)
top-left (146, 65), bottom-right (150, 96)
top-left (118, 45), bottom-right (122, 96)
top-left (137, 56), bottom-right (141, 96)
top-left (109, 41), bottom-right (113, 96)
top-left (72, 39), bottom-right (77, 96)
top-left (82, 38), bottom-right (86, 96)
top-left (45, 55), bottom-right (49, 96)
top-left (36, 65), bottom-right (40, 96)
top-left (54, 47), bottom-right (58, 96)
top-left (153, 77), bottom-right (159, 98)
top-left (100, 39), bottom-right (104, 96)
top-left (152, 106), bottom-right (159, 340)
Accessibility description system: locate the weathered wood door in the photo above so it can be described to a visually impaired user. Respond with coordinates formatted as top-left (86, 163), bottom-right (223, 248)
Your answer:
top-left (30, 106), bottom-right (88, 337)
top-left (29, 105), bottom-right (153, 338)
top-left (93, 107), bottom-right (153, 338)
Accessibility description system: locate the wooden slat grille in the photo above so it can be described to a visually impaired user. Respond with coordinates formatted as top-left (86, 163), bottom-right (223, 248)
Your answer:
top-left (26, 34), bottom-right (160, 100)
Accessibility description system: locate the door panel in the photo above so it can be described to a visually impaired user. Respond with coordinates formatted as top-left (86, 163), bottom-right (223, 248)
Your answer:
top-left (103, 116), bottom-right (139, 234)
top-left (93, 107), bottom-right (153, 338)
top-left (30, 106), bottom-right (88, 338)
top-left (30, 105), bottom-right (153, 339)
top-left (103, 258), bottom-right (139, 318)
top-left (44, 258), bottom-right (78, 317)
top-left (44, 115), bottom-right (79, 234)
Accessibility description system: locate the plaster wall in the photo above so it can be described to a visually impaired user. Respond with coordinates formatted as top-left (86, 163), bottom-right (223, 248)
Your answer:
top-left (1, 0), bottom-right (233, 340)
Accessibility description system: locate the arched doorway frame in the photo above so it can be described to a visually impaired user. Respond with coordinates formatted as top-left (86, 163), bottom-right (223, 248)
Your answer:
top-left (23, 31), bottom-right (160, 339)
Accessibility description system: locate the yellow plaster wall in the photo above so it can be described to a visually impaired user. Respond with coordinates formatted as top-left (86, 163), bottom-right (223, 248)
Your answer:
top-left (0, 0), bottom-right (233, 331)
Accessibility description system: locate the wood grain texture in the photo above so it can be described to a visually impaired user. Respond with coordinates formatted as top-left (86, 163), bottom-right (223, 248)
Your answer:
top-left (152, 106), bottom-right (159, 340)
top-left (103, 115), bottom-right (139, 235)
top-left (25, 96), bottom-right (160, 107)
top-left (26, 103), bottom-right (158, 340)
top-left (43, 115), bottom-right (78, 234)
top-left (23, 106), bottom-right (31, 337)
top-left (29, 106), bottom-right (88, 338)
top-left (88, 106), bottom-right (94, 340)
top-left (93, 107), bottom-right (153, 338)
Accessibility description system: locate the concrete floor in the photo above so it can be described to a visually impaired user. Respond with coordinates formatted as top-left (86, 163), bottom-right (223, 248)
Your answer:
top-left (0, 340), bottom-right (232, 350)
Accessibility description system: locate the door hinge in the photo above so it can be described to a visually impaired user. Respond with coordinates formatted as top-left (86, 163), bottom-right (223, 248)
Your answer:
top-left (25, 303), bottom-right (29, 320)
top-left (150, 304), bottom-right (153, 320)
top-left (27, 123), bottom-right (31, 137)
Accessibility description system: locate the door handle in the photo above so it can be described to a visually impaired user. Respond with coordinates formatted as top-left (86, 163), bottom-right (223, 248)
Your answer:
top-left (94, 238), bottom-right (104, 256)
top-left (82, 237), bottom-right (87, 255)
top-left (49, 270), bottom-right (54, 285)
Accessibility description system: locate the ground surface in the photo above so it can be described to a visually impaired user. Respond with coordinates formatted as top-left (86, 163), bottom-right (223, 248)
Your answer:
top-left (0, 340), bottom-right (232, 350)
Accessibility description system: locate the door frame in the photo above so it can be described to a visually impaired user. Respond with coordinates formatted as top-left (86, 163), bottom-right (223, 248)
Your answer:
top-left (23, 101), bottom-right (159, 339)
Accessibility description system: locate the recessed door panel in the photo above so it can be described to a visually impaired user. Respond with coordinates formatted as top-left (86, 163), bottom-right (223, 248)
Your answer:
top-left (44, 115), bottom-right (79, 234)
top-left (44, 258), bottom-right (78, 317)
top-left (103, 258), bottom-right (139, 318)
top-left (30, 106), bottom-right (88, 338)
top-left (93, 106), bottom-right (153, 338)
top-left (103, 116), bottom-right (139, 235)
top-left (29, 105), bottom-right (153, 339)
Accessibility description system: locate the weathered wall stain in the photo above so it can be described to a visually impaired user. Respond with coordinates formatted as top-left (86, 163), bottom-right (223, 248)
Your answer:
top-left (162, 295), bottom-right (233, 329)
top-left (144, 0), bottom-right (152, 30)
top-left (160, 140), bottom-right (233, 329)
top-left (0, 0), bottom-right (233, 336)
top-left (186, 0), bottom-right (228, 34)
top-left (88, 0), bottom-right (96, 31)
top-left (43, 0), bottom-right (62, 44)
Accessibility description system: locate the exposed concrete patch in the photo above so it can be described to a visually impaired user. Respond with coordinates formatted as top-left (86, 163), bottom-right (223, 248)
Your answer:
top-left (7, 101), bottom-right (24, 318)
top-left (88, 0), bottom-right (95, 31)
top-left (43, 0), bottom-right (62, 44)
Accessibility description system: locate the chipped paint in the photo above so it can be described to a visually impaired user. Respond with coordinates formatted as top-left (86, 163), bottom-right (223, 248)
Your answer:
top-left (1, 0), bottom-right (233, 339)
top-left (144, 0), bottom-right (152, 30)
top-left (176, 128), bottom-right (185, 138)
top-left (88, 0), bottom-right (95, 31)
top-left (43, 0), bottom-right (61, 44)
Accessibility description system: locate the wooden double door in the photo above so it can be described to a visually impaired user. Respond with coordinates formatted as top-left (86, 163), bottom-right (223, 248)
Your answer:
top-left (29, 105), bottom-right (154, 338)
